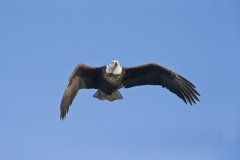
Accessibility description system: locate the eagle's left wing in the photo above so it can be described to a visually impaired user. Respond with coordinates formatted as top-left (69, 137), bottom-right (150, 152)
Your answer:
top-left (122, 63), bottom-right (200, 105)
top-left (60, 64), bottom-right (100, 119)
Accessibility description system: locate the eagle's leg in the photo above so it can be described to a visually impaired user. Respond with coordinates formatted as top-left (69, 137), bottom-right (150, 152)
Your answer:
top-left (93, 89), bottom-right (123, 101)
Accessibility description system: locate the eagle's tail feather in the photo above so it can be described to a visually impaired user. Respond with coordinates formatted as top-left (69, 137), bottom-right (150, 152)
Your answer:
top-left (93, 90), bottom-right (123, 101)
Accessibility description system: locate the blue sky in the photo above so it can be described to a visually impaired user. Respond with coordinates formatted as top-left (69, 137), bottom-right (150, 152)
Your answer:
top-left (1, 0), bottom-right (240, 160)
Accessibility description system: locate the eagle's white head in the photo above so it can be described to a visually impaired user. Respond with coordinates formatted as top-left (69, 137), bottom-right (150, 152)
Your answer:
top-left (106, 60), bottom-right (122, 75)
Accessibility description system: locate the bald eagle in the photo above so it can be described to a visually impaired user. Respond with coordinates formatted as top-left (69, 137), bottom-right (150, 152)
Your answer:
top-left (60, 60), bottom-right (200, 119)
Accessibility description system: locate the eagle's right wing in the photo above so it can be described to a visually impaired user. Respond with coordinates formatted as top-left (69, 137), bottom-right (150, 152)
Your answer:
top-left (122, 63), bottom-right (200, 105)
top-left (60, 64), bottom-right (100, 119)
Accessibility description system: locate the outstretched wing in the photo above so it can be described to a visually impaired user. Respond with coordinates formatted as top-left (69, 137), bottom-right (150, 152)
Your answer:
top-left (60, 64), bottom-right (100, 119)
top-left (122, 63), bottom-right (200, 104)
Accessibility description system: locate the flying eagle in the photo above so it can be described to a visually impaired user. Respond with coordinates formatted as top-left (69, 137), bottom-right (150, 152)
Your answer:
top-left (60, 60), bottom-right (200, 119)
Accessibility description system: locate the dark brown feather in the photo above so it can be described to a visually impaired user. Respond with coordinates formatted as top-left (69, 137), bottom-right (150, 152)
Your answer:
top-left (122, 63), bottom-right (200, 104)
top-left (60, 64), bottom-right (100, 119)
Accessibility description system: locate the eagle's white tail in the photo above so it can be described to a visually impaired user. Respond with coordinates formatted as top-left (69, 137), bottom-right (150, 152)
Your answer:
top-left (93, 89), bottom-right (123, 101)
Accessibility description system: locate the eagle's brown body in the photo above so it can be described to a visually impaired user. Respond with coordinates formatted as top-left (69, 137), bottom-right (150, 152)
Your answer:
top-left (99, 68), bottom-right (125, 94)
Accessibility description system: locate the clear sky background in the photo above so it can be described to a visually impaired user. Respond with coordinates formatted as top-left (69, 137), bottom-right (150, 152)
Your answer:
top-left (1, 0), bottom-right (240, 160)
